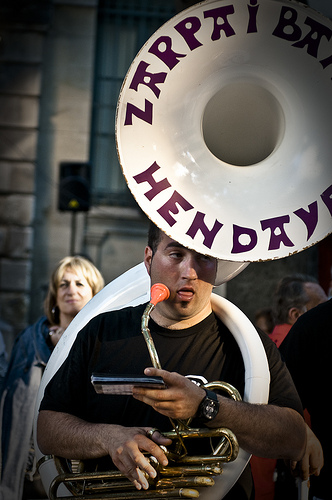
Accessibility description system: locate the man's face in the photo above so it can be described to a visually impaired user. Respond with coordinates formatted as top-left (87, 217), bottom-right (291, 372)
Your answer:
top-left (144, 233), bottom-right (217, 326)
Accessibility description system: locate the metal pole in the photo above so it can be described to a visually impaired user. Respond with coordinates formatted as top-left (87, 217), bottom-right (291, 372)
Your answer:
top-left (70, 212), bottom-right (77, 255)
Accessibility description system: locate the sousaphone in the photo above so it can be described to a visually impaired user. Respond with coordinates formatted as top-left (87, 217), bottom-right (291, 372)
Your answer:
top-left (34, 0), bottom-right (332, 498)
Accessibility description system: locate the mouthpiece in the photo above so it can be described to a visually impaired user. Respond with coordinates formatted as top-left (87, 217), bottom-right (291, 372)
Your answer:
top-left (150, 283), bottom-right (170, 306)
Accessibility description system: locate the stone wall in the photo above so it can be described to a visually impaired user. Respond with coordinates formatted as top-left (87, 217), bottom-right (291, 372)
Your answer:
top-left (0, 3), bottom-right (50, 352)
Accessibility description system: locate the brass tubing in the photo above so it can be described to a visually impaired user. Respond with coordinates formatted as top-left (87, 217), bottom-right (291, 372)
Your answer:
top-left (162, 428), bottom-right (232, 439)
top-left (157, 477), bottom-right (215, 488)
top-left (158, 465), bottom-right (222, 476)
top-left (50, 484), bottom-right (200, 500)
top-left (141, 302), bottom-right (161, 370)
top-left (204, 381), bottom-right (241, 402)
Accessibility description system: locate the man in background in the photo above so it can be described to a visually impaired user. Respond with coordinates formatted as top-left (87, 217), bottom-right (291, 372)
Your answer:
top-left (251, 273), bottom-right (326, 499)
top-left (269, 274), bottom-right (327, 348)
top-left (280, 298), bottom-right (330, 500)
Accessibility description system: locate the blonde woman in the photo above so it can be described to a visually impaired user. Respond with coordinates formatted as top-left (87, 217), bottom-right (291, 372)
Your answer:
top-left (0, 256), bottom-right (104, 500)
top-left (45, 255), bottom-right (105, 346)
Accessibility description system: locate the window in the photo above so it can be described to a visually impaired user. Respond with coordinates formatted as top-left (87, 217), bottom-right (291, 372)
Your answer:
top-left (90, 0), bottom-right (176, 206)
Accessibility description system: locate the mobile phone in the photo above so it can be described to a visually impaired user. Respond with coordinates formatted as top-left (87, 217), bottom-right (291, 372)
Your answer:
top-left (91, 373), bottom-right (166, 395)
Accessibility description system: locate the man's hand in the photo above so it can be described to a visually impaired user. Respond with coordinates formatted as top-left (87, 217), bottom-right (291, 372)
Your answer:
top-left (132, 367), bottom-right (206, 420)
top-left (37, 411), bottom-right (172, 492)
top-left (105, 425), bottom-right (172, 490)
top-left (290, 424), bottom-right (324, 481)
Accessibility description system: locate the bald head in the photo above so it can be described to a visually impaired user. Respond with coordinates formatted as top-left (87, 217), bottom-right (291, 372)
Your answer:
top-left (273, 274), bottom-right (328, 326)
top-left (304, 282), bottom-right (328, 311)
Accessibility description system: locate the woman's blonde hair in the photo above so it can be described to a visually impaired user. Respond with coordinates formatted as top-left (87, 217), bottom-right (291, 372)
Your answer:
top-left (44, 255), bottom-right (104, 324)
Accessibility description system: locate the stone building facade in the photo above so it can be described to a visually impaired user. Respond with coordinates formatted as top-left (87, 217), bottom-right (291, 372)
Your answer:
top-left (0, 0), bottom-right (331, 356)
top-left (0, 0), bottom-right (51, 350)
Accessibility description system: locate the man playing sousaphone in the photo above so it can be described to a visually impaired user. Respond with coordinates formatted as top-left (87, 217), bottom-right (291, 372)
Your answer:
top-left (37, 223), bottom-right (307, 499)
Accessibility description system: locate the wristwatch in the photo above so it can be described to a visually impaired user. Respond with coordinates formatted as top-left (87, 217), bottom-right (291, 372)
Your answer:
top-left (196, 389), bottom-right (219, 423)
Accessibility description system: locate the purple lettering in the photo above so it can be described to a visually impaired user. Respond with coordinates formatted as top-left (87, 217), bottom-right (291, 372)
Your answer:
top-left (133, 162), bottom-right (171, 200)
top-left (292, 17), bottom-right (332, 58)
top-left (321, 184), bottom-right (332, 216)
top-left (124, 99), bottom-right (153, 125)
top-left (203, 5), bottom-right (236, 41)
top-left (320, 53), bottom-right (332, 70)
top-left (247, 0), bottom-right (259, 34)
top-left (186, 212), bottom-right (223, 249)
top-left (129, 61), bottom-right (167, 98)
top-left (157, 191), bottom-right (194, 226)
top-left (294, 202), bottom-right (318, 240)
top-left (272, 6), bottom-right (302, 42)
top-left (148, 36), bottom-right (186, 70)
top-left (261, 215), bottom-right (294, 250)
top-left (231, 225), bottom-right (258, 254)
top-left (174, 16), bottom-right (203, 50)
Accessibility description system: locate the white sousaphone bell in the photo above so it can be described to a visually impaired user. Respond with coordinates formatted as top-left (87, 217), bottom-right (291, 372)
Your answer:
top-left (34, 0), bottom-right (332, 498)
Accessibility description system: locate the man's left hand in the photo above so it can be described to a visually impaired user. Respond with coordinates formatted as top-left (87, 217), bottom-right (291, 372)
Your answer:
top-left (132, 367), bottom-right (206, 420)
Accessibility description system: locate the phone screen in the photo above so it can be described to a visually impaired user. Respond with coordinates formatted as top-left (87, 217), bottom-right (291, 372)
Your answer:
top-left (91, 373), bottom-right (166, 395)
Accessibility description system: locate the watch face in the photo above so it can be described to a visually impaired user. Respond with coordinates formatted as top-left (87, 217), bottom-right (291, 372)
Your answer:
top-left (204, 399), bottom-right (218, 419)
top-left (198, 390), bottom-right (219, 422)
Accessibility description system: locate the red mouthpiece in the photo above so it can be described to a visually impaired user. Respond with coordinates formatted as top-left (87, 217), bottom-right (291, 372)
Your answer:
top-left (150, 283), bottom-right (170, 306)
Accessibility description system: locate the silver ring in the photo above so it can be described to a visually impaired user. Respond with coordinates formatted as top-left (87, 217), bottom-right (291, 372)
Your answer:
top-left (146, 428), bottom-right (159, 439)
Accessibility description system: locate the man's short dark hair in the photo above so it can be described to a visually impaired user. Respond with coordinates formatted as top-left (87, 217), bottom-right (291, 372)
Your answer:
top-left (147, 221), bottom-right (163, 254)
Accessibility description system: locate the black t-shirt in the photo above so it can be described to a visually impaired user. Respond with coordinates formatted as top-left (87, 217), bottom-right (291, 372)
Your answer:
top-left (41, 304), bottom-right (303, 499)
top-left (280, 299), bottom-right (331, 499)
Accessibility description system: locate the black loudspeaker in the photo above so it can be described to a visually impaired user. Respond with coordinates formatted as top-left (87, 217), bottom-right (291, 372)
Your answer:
top-left (58, 162), bottom-right (91, 212)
